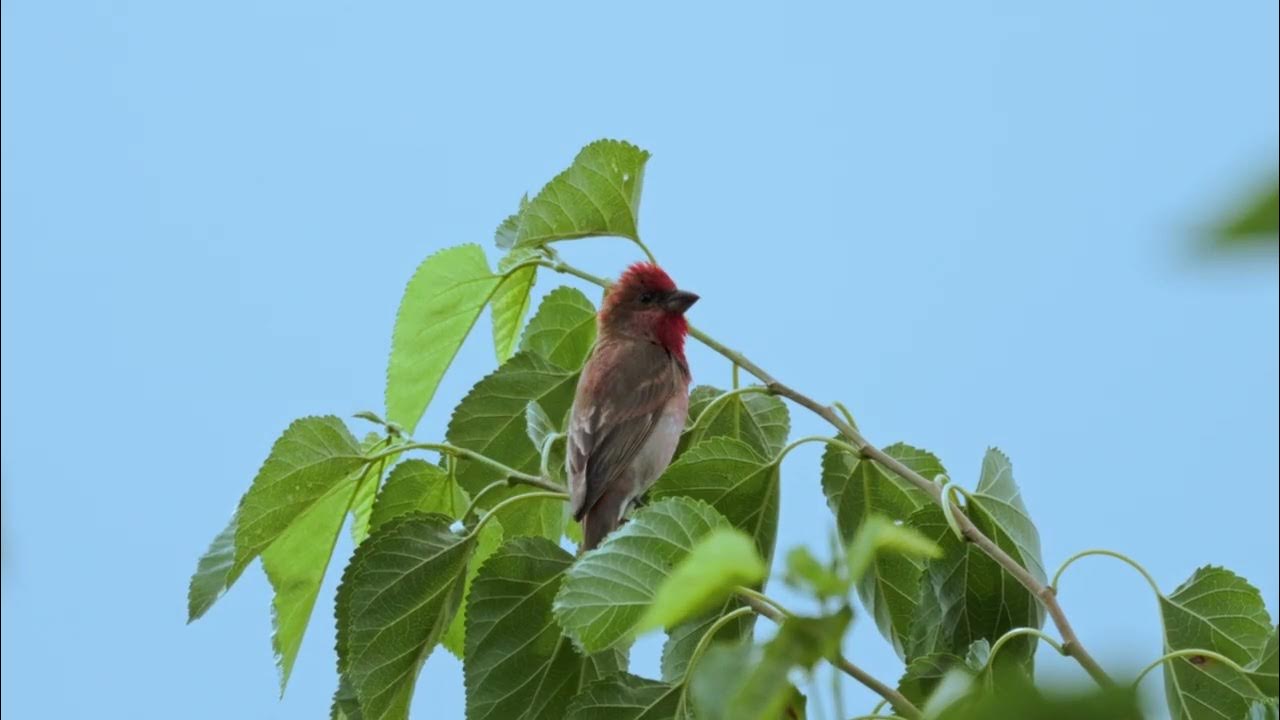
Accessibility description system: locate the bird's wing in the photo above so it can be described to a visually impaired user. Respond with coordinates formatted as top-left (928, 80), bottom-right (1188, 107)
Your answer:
top-left (567, 340), bottom-right (682, 520)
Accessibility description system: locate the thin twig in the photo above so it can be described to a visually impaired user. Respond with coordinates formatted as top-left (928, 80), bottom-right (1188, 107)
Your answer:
top-left (544, 257), bottom-right (1114, 687)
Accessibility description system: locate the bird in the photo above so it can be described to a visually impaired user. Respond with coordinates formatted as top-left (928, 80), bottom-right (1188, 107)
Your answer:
top-left (566, 262), bottom-right (700, 551)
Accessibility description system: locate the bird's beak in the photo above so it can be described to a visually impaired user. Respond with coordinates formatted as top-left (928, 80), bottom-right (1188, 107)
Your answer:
top-left (664, 290), bottom-right (699, 314)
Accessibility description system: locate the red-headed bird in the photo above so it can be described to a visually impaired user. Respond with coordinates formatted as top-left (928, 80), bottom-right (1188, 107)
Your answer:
top-left (567, 263), bottom-right (699, 551)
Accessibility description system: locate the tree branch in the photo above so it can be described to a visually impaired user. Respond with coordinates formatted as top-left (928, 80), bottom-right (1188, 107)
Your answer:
top-left (545, 257), bottom-right (1114, 687)
top-left (364, 441), bottom-right (566, 493)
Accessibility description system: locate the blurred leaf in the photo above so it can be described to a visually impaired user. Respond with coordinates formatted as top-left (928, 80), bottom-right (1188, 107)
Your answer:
top-left (553, 497), bottom-right (729, 653)
top-left (1160, 566), bottom-right (1274, 718)
top-left (446, 351), bottom-right (577, 539)
top-left (659, 595), bottom-right (755, 682)
top-left (820, 442), bottom-right (942, 658)
top-left (519, 286), bottom-right (599, 371)
top-left (636, 527), bottom-right (767, 635)
top-left (1215, 179), bottom-right (1279, 245)
top-left (491, 248), bottom-right (540, 363)
top-left (465, 537), bottom-right (614, 720)
top-left (932, 683), bottom-right (1142, 720)
top-left (335, 513), bottom-right (477, 720)
top-left (386, 245), bottom-right (501, 434)
top-left (846, 514), bottom-right (940, 583)
top-left (783, 546), bottom-right (849, 600)
top-left (690, 610), bottom-right (849, 720)
top-left (508, 139), bottom-right (650, 250)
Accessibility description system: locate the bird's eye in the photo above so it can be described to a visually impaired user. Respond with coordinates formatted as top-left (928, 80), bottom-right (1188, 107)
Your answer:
top-left (638, 291), bottom-right (656, 304)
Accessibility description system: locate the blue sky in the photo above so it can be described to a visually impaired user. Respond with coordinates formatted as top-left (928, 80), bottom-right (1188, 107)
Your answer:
top-left (2, 2), bottom-right (1276, 718)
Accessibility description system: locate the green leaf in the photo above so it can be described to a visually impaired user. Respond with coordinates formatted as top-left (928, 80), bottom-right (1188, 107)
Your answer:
top-left (349, 433), bottom-right (389, 545)
top-left (335, 513), bottom-right (477, 720)
top-left (510, 139), bottom-right (650, 250)
top-left (187, 512), bottom-right (238, 621)
top-left (262, 477), bottom-right (361, 692)
top-left (446, 351), bottom-right (578, 539)
top-left (553, 497), bottom-right (730, 653)
top-left (680, 386), bottom-right (790, 459)
top-left (969, 448), bottom-right (1047, 584)
top-left (519, 286), bottom-right (598, 371)
top-left (897, 652), bottom-right (963, 706)
top-left (188, 415), bottom-right (367, 624)
top-left (565, 673), bottom-right (682, 720)
top-left (235, 416), bottom-right (365, 575)
top-left (386, 244), bottom-right (502, 434)
top-left (819, 442), bottom-right (941, 657)
top-left (1160, 566), bottom-right (1275, 719)
top-left (525, 400), bottom-right (557, 452)
top-left (491, 248), bottom-right (540, 363)
top-left (1248, 628), bottom-right (1278, 698)
top-left (690, 610), bottom-right (848, 720)
top-left (931, 684), bottom-right (1142, 720)
top-left (845, 515), bottom-right (940, 584)
top-left (906, 448), bottom-right (1045, 666)
top-left (367, 459), bottom-right (467, 531)
top-left (494, 195), bottom-right (529, 249)
top-left (635, 527), bottom-right (767, 636)
top-left (441, 517), bottom-right (503, 659)
top-left (1215, 179), bottom-right (1279, 243)
top-left (330, 677), bottom-right (362, 720)
top-left (465, 537), bottom-right (619, 720)
top-left (652, 437), bottom-right (781, 563)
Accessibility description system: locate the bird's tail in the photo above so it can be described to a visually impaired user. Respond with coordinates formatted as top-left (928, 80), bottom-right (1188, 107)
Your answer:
top-left (578, 486), bottom-right (630, 554)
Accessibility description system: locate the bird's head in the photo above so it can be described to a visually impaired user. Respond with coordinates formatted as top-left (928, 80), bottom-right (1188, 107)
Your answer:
top-left (599, 262), bottom-right (699, 356)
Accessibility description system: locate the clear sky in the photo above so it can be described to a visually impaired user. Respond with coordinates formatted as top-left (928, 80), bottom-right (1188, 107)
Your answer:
top-left (2, 2), bottom-right (1276, 718)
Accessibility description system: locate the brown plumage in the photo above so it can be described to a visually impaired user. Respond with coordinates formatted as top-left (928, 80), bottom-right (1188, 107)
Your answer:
top-left (566, 263), bottom-right (699, 551)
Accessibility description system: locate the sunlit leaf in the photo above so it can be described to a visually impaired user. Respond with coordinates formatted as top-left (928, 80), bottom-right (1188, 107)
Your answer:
top-left (509, 139), bottom-right (650, 250)
top-left (367, 459), bottom-right (467, 531)
top-left (386, 244), bottom-right (502, 434)
top-left (491, 248), bottom-right (540, 363)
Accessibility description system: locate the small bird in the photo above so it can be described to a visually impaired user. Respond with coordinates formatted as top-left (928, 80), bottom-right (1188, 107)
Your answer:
top-left (567, 262), bottom-right (699, 551)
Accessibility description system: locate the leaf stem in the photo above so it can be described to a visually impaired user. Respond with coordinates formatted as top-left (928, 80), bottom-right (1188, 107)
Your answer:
top-left (461, 479), bottom-right (510, 522)
top-left (774, 435), bottom-right (863, 466)
top-left (541, 255), bottom-right (1116, 687)
top-left (365, 442), bottom-right (564, 493)
top-left (674, 606), bottom-right (756, 718)
top-left (982, 627), bottom-right (1066, 685)
top-left (687, 385), bottom-right (771, 433)
top-left (1131, 648), bottom-right (1253, 688)
top-left (1051, 549), bottom-right (1162, 600)
top-left (469, 490), bottom-right (568, 538)
top-left (733, 588), bottom-right (923, 720)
